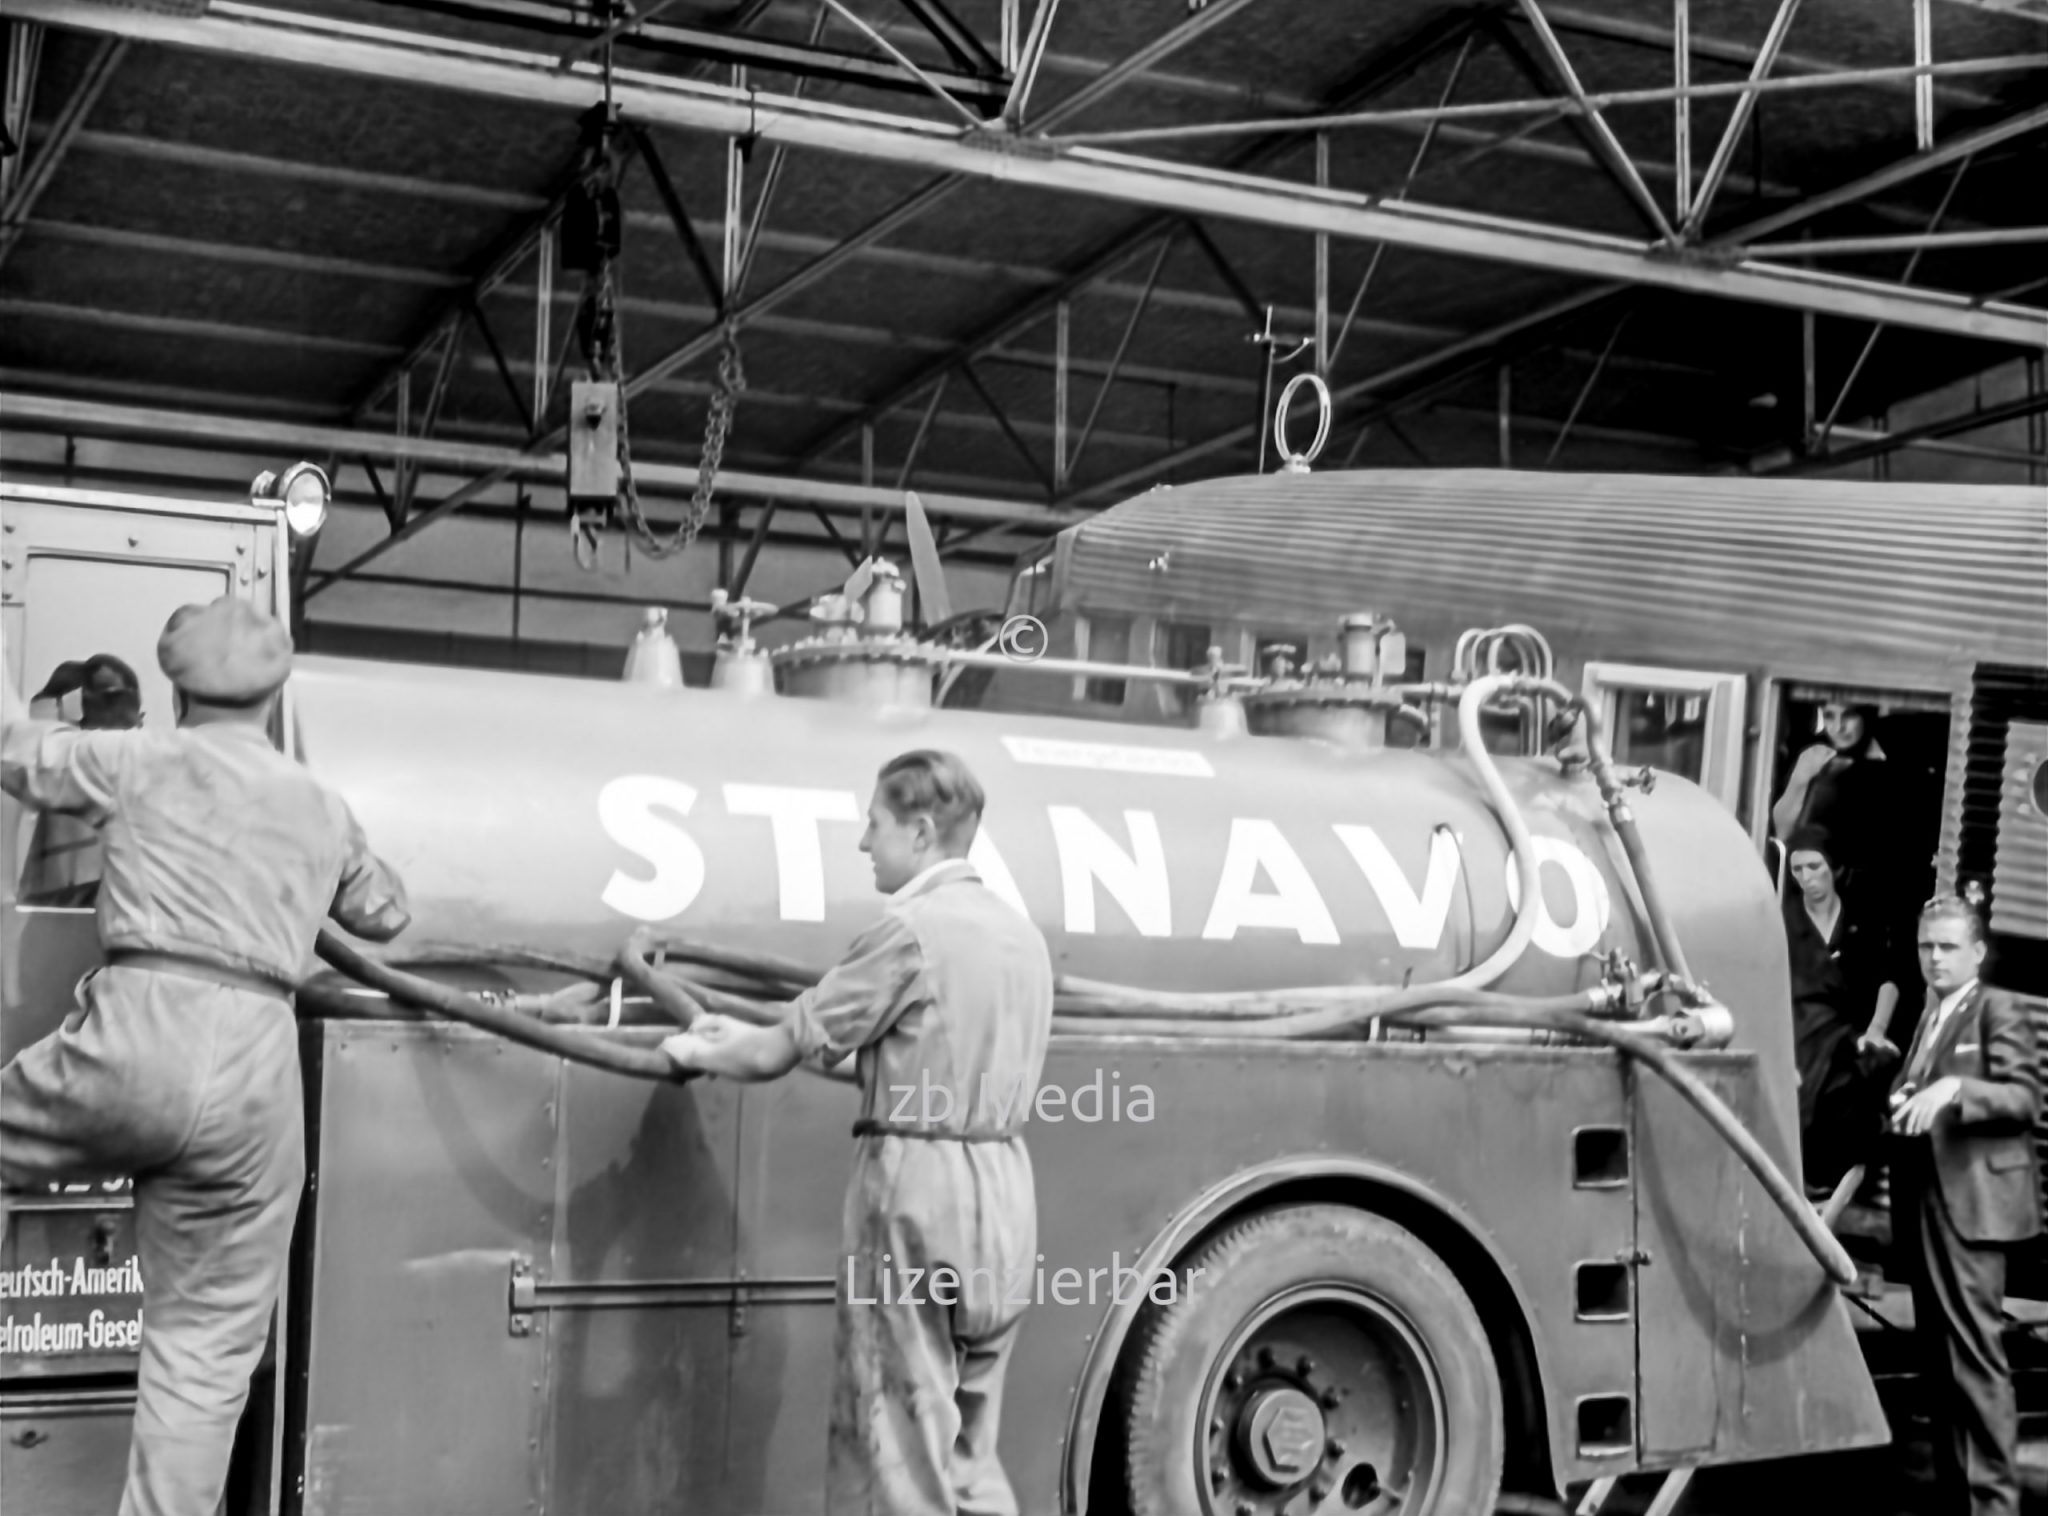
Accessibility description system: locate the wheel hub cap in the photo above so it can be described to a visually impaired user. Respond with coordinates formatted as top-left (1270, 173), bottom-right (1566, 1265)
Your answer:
top-left (1235, 1386), bottom-right (1326, 1487)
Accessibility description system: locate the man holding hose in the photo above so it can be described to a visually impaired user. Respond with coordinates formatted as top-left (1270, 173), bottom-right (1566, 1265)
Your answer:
top-left (663, 749), bottom-right (1053, 1516)
top-left (1, 596), bottom-right (410, 1516)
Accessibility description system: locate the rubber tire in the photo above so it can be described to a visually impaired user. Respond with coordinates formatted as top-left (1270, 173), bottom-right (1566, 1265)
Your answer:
top-left (1120, 1204), bottom-right (1504, 1516)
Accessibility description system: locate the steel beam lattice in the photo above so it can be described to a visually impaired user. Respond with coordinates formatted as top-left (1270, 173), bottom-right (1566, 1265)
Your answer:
top-left (11, 0), bottom-right (2037, 350)
top-left (0, 33), bottom-right (124, 273)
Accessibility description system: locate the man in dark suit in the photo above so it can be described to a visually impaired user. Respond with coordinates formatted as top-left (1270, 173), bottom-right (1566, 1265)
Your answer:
top-left (1888, 897), bottom-right (2040, 1516)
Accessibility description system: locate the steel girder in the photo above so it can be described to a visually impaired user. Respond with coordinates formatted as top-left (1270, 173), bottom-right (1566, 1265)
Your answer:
top-left (1756, 386), bottom-right (2048, 475)
top-left (0, 391), bottom-right (1078, 526)
top-left (786, 9), bottom-right (1483, 475)
top-left (373, 0), bottom-right (1009, 105)
top-left (0, 33), bottom-right (124, 272)
top-left (1065, 285), bottom-right (1628, 506)
top-left (14, 0), bottom-right (2046, 349)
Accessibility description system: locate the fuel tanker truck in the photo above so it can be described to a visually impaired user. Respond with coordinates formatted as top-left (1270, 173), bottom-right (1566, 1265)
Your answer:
top-left (0, 474), bottom-right (1891, 1516)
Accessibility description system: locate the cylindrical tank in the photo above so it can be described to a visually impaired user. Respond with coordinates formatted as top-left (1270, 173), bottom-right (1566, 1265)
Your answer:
top-left (287, 657), bottom-right (1790, 1074)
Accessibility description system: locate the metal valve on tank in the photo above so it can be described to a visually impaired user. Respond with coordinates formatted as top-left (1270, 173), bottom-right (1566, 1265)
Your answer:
top-left (1194, 645), bottom-right (1250, 738)
top-left (857, 559), bottom-right (906, 637)
top-left (806, 591), bottom-right (865, 645)
top-left (709, 589), bottom-right (777, 696)
top-left (621, 607), bottom-right (685, 689)
top-left (1339, 612), bottom-right (1406, 686)
top-left (772, 557), bottom-right (937, 708)
top-left (1243, 610), bottom-right (1415, 750)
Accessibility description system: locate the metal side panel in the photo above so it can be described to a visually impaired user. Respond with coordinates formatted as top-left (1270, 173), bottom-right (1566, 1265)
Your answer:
top-left (540, 1063), bottom-right (743, 1514)
top-left (281, 1029), bottom-right (1890, 1512)
top-left (0, 906), bottom-right (100, 1067)
top-left (726, 1070), bottom-right (860, 1512)
top-left (1633, 1053), bottom-right (1888, 1465)
top-left (294, 1022), bottom-right (557, 1516)
top-left (0, 1388), bottom-right (136, 1516)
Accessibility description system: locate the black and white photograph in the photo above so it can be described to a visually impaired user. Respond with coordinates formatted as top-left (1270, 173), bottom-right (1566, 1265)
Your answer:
top-left (0, 2), bottom-right (2044, 1513)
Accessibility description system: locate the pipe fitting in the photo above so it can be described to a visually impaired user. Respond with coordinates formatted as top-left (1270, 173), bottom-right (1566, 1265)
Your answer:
top-left (1680, 999), bottom-right (1737, 1048)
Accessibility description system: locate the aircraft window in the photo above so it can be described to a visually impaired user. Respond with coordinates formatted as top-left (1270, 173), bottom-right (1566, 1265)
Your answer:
top-left (1254, 632), bottom-right (1310, 679)
top-left (1583, 662), bottom-right (1748, 813)
top-left (1160, 621), bottom-right (1214, 717)
top-left (1006, 556), bottom-right (1053, 619)
top-left (1161, 621), bottom-right (1214, 670)
top-left (1610, 690), bottom-right (1709, 783)
top-left (1079, 616), bottom-right (1131, 707)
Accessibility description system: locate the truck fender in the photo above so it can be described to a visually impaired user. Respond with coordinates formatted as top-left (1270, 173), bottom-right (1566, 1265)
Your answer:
top-left (1059, 1153), bottom-right (1560, 1513)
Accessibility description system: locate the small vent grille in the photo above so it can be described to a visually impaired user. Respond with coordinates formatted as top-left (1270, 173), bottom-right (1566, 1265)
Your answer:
top-left (1993, 722), bottom-right (2048, 942)
top-left (1960, 665), bottom-right (2048, 976)
top-left (1964, 667), bottom-right (2048, 1251)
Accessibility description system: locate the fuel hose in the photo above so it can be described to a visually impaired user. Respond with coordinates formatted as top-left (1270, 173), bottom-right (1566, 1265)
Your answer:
top-left (309, 935), bottom-right (1852, 1286)
top-left (1524, 675), bottom-right (1697, 986)
top-left (313, 929), bottom-right (690, 1083)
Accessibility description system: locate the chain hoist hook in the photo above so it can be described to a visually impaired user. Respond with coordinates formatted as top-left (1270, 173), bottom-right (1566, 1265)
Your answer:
top-left (570, 511), bottom-right (602, 570)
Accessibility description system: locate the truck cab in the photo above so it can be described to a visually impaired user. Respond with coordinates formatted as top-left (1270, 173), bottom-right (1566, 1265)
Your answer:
top-left (1, 478), bottom-right (304, 1516)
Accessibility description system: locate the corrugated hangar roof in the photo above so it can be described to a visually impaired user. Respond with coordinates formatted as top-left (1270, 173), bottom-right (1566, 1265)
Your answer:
top-left (1, 0), bottom-right (2045, 552)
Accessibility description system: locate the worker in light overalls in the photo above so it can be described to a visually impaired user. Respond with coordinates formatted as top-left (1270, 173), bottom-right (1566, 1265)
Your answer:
top-left (1, 596), bottom-right (411, 1516)
top-left (664, 749), bottom-right (1053, 1516)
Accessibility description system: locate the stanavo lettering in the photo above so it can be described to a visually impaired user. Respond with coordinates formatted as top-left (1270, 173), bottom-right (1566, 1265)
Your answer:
top-left (596, 778), bottom-right (1613, 957)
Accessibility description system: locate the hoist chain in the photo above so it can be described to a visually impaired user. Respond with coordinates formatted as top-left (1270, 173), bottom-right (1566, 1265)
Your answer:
top-left (605, 306), bottom-right (745, 562)
top-left (570, 99), bottom-right (747, 566)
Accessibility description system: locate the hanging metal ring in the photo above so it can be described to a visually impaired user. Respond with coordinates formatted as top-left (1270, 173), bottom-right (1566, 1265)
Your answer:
top-left (1273, 372), bottom-right (1332, 473)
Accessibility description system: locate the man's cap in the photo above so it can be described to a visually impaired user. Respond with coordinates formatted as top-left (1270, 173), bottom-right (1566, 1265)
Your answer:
top-left (80, 653), bottom-right (140, 697)
top-left (80, 654), bottom-right (143, 728)
top-left (157, 597), bottom-right (293, 703)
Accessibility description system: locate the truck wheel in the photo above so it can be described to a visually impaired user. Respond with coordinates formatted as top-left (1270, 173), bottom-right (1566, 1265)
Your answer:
top-left (1121, 1204), bottom-right (1503, 1516)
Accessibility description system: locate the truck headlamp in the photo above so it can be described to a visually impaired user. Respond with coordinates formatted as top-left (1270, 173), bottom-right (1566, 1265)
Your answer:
top-left (252, 462), bottom-right (331, 538)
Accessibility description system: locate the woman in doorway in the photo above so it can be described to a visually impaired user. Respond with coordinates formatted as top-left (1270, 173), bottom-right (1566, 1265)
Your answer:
top-left (1783, 826), bottom-right (1907, 1195)
top-left (1772, 702), bottom-right (1902, 906)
